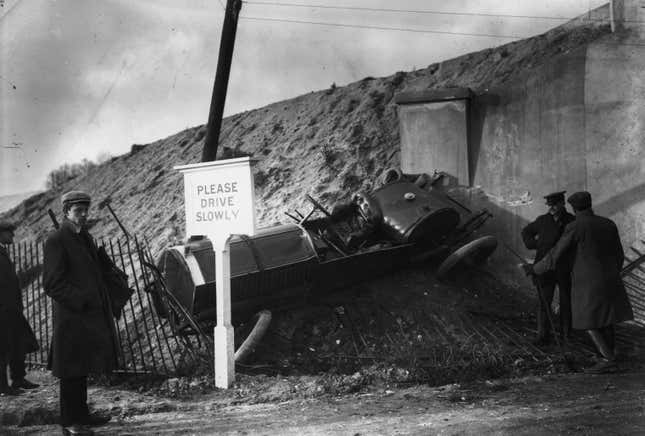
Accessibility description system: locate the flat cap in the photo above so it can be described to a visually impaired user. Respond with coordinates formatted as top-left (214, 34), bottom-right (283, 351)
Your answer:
top-left (544, 191), bottom-right (566, 205)
top-left (61, 190), bottom-right (91, 205)
top-left (567, 191), bottom-right (592, 210)
top-left (0, 220), bottom-right (16, 231)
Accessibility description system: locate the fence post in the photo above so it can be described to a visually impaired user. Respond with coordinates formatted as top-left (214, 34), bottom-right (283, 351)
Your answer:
top-left (134, 235), bottom-right (175, 374)
top-left (121, 238), bottom-right (158, 374)
top-left (112, 239), bottom-right (148, 374)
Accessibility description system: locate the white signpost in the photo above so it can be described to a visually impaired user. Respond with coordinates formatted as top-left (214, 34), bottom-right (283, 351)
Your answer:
top-left (175, 157), bottom-right (256, 388)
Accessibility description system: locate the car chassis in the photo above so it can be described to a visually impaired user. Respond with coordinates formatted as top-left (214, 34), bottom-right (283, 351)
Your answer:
top-left (145, 177), bottom-right (497, 355)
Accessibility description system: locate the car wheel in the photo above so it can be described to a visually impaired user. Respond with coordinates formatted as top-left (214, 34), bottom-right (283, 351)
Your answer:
top-left (436, 235), bottom-right (498, 280)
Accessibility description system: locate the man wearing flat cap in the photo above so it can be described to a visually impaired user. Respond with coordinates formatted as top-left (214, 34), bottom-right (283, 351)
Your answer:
top-left (0, 221), bottom-right (39, 396)
top-left (43, 191), bottom-right (116, 434)
top-left (524, 191), bottom-right (634, 374)
top-left (521, 191), bottom-right (575, 345)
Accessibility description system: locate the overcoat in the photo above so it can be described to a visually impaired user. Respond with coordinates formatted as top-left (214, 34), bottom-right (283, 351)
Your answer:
top-left (534, 209), bottom-right (634, 330)
top-left (42, 220), bottom-right (118, 378)
top-left (0, 245), bottom-right (39, 358)
top-left (521, 211), bottom-right (575, 283)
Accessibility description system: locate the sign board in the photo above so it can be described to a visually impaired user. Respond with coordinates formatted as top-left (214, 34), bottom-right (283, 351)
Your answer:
top-left (175, 156), bottom-right (256, 389)
top-left (175, 157), bottom-right (256, 241)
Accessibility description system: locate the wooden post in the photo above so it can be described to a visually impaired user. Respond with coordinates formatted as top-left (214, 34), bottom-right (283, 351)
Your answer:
top-left (213, 237), bottom-right (234, 387)
top-left (201, 0), bottom-right (243, 162)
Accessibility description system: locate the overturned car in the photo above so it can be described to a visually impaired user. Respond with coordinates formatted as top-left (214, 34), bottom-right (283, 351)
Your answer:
top-left (146, 171), bottom-right (498, 348)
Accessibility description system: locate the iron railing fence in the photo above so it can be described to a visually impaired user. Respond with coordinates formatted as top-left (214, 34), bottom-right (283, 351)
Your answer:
top-left (7, 235), bottom-right (180, 376)
top-left (620, 239), bottom-right (645, 354)
top-left (7, 236), bottom-right (645, 377)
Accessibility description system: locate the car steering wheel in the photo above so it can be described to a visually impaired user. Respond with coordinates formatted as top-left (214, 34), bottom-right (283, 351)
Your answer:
top-left (305, 194), bottom-right (349, 255)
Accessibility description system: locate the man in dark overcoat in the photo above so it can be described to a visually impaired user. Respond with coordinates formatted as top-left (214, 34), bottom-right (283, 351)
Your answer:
top-left (43, 191), bottom-right (116, 434)
top-left (0, 221), bottom-right (39, 396)
top-left (521, 191), bottom-right (575, 345)
top-left (527, 191), bottom-right (634, 374)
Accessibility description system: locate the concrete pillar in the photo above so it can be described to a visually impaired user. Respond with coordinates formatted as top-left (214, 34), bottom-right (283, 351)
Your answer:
top-left (395, 88), bottom-right (472, 186)
top-left (612, 0), bottom-right (645, 38)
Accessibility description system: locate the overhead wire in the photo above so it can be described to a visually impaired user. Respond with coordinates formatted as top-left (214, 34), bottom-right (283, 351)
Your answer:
top-left (242, 1), bottom-right (645, 26)
top-left (245, 1), bottom-right (579, 21)
top-left (243, 1), bottom-right (576, 21)
top-left (239, 16), bottom-right (525, 39)
top-left (238, 11), bottom-right (645, 49)
top-left (238, 2), bottom-right (645, 46)
top-left (237, 1), bottom-right (610, 40)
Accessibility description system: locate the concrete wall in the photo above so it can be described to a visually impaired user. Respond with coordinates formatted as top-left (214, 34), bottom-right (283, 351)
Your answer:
top-left (466, 47), bottom-right (590, 284)
top-left (471, 47), bottom-right (588, 212)
top-left (398, 21), bottom-right (645, 286)
top-left (612, 0), bottom-right (645, 36)
top-left (585, 32), bottom-right (645, 251)
top-left (399, 100), bottom-right (470, 185)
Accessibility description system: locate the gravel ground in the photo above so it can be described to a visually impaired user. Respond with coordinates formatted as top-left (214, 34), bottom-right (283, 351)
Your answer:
top-left (3, 369), bottom-right (644, 435)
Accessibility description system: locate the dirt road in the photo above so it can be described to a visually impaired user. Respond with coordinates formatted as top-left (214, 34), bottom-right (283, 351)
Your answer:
top-left (5, 369), bottom-right (644, 435)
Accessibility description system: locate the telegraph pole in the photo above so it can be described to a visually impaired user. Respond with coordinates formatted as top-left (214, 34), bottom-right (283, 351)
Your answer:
top-left (201, 0), bottom-right (243, 162)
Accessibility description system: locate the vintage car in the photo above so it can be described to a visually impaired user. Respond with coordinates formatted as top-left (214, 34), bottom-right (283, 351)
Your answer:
top-left (146, 175), bottom-right (498, 352)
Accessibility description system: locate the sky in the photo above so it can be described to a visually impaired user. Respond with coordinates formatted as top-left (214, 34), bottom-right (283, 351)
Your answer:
top-left (0, 0), bottom-right (607, 196)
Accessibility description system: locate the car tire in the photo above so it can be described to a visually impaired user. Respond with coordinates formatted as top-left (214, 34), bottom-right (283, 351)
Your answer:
top-left (436, 235), bottom-right (498, 280)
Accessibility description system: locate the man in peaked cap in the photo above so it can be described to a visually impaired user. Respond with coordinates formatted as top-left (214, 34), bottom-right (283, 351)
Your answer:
top-left (524, 191), bottom-right (634, 374)
top-left (0, 221), bottom-right (39, 396)
top-left (43, 191), bottom-right (116, 434)
top-left (61, 190), bottom-right (92, 207)
top-left (521, 191), bottom-right (575, 346)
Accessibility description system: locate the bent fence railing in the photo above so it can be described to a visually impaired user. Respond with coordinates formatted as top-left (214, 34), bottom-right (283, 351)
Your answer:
top-left (620, 239), bottom-right (645, 352)
top-left (8, 235), bottom-right (645, 377)
top-left (7, 236), bottom-right (180, 376)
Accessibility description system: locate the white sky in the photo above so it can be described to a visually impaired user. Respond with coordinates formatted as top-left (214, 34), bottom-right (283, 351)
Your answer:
top-left (0, 0), bottom-right (607, 196)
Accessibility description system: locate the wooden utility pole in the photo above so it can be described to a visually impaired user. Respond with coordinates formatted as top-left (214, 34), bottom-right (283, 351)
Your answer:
top-left (201, 0), bottom-right (243, 162)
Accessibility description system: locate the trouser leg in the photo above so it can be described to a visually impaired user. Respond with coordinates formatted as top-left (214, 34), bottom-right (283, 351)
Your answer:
top-left (80, 377), bottom-right (88, 418)
top-left (587, 329), bottom-right (615, 361)
top-left (556, 276), bottom-right (572, 338)
top-left (600, 325), bottom-right (615, 354)
top-left (0, 354), bottom-right (8, 389)
top-left (8, 353), bottom-right (26, 382)
top-left (536, 279), bottom-right (556, 339)
top-left (60, 377), bottom-right (89, 426)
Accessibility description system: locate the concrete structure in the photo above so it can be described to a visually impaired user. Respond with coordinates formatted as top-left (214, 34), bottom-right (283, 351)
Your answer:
top-left (397, 0), bottom-right (645, 284)
top-left (611, 0), bottom-right (645, 36)
top-left (397, 89), bottom-right (472, 186)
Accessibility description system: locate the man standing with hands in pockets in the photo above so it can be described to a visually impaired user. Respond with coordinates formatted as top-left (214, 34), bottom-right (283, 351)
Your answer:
top-left (43, 191), bottom-right (116, 435)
